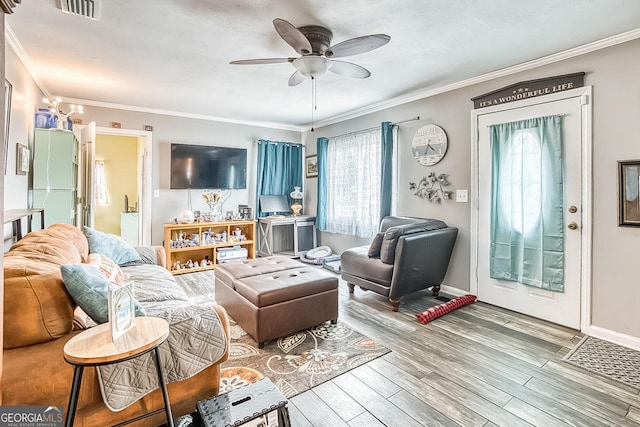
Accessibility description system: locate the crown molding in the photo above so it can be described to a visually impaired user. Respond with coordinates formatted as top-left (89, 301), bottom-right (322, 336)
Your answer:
top-left (59, 97), bottom-right (304, 132)
top-left (5, 23), bottom-right (51, 98)
top-left (309, 27), bottom-right (640, 130)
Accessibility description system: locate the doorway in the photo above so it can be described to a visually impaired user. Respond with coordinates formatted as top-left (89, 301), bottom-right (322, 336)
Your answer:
top-left (76, 125), bottom-right (152, 245)
top-left (471, 87), bottom-right (592, 330)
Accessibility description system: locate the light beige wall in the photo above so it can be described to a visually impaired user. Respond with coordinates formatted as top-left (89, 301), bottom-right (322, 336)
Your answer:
top-left (94, 134), bottom-right (139, 235)
top-left (76, 108), bottom-right (301, 245)
top-left (304, 38), bottom-right (640, 339)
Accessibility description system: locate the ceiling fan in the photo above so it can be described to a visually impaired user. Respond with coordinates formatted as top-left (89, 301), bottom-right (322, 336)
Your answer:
top-left (230, 18), bottom-right (390, 86)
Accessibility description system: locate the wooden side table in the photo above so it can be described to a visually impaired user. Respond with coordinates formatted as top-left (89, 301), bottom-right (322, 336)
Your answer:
top-left (63, 317), bottom-right (174, 427)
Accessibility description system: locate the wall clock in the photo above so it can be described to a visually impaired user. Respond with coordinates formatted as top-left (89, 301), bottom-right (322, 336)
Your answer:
top-left (411, 124), bottom-right (448, 166)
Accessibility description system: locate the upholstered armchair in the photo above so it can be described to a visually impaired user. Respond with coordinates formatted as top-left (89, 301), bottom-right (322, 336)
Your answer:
top-left (341, 216), bottom-right (458, 311)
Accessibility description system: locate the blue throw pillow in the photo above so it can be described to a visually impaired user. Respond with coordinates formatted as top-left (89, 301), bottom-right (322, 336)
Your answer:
top-left (61, 263), bottom-right (146, 324)
top-left (83, 226), bottom-right (142, 266)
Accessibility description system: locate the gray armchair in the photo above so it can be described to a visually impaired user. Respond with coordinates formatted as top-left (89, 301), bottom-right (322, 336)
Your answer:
top-left (341, 216), bottom-right (458, 311)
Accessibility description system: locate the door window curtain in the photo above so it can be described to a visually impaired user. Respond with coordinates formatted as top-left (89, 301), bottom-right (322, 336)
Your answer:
top-left (489, 114), bottom-right (565, 292)
top-left (316, 123), bottom-right (393, 238)
top-left (255, 140), bottom-right (302, 217)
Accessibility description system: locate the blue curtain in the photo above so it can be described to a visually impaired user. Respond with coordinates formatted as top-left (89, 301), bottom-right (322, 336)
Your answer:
top-left (315, 137), bottom-right (329, 230)
top-left (489, 115), bottom-right (565, 292)
top-left (255, 140), bottom-right (302, 217)
top-left (380, 122), bottom-right (394, 219)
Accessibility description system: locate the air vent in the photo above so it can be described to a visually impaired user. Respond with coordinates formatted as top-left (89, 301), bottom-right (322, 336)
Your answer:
top-left (59, 0), bottom-right (102, 21)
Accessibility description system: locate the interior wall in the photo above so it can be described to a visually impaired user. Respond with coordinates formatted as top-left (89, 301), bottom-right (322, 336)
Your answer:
top-left (94, 134), bottom-right (139, 235)
top-left (74, 108), bottom-right (301, 245)
top-left (3, 37), bottom-right (44, 250)
top-left (304, 38), bottom-right (640, 339)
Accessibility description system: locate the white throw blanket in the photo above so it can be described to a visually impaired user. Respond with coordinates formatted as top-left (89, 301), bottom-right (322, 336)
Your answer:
top-left (95, 301), bottom-right (227, 412)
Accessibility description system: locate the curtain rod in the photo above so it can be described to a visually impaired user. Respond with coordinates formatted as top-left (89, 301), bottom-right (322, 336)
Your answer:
top-left (254, 140), bottom-right (303, 146)
top-left (327, 116), bottom-right (420, 140)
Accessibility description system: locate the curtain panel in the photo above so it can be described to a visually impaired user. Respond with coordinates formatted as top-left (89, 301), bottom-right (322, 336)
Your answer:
top-left (255, 140), bottom-right (302, 217)
top-left (489, 115), bottom-right (565, 292)
top-left (315, 137), bottom-right (329, 230)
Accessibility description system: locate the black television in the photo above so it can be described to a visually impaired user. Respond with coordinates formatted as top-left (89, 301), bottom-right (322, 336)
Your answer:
top-left (170, 143), bottom-right (247, 189)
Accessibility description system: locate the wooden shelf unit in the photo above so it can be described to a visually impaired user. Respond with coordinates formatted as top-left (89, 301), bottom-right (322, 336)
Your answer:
top-left (163, 220), bottom-right (256, 275)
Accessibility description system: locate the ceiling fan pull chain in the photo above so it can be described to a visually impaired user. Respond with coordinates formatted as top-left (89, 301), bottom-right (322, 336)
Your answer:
top-left (311, 76), bottom-right (316, 132)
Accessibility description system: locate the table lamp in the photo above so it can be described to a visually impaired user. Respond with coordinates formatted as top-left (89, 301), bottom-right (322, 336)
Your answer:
top-left (290, 186), bottom-right (303, 216)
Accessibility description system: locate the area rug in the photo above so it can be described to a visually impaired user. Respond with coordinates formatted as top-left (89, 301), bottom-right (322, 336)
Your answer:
top-left (415, 294), bottom-right (477, 324)
top-left (173, 271), bottom-right (390, 397)
top-left (563, 336), bottom-right (640, 389)
top-left (220, 318), bottom-right (390, 398)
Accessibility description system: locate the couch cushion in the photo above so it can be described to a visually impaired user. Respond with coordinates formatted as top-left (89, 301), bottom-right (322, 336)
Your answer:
top-left (124, 264), bottom-right (189, 303)
top-left (60, 264), bottom-right (146, 324)
top-left (86, 253), bottom-right (126, 285)
top-left (3, 257), bottom-right (76, 349)
top-left (83, 226), bottom-right (142, 266)
top-left (341, 245), bottom-right (394, 287)
top-left (380, 220), bottom-right (448, 264)
top-left (368, 232), bottom-right (385, 258)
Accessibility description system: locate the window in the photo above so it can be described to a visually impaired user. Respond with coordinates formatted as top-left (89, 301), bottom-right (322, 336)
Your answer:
top-left (325, 129), bottom-right (381, 237)
top-left (94, 159), bottom-right (109, 205)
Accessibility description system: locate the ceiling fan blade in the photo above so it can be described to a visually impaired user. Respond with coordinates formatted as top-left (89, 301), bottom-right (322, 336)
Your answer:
top-left (288, 71), bottom-right (306, 87)
top-left (273, 18), bottom-right (313, 55)
top-left (326, 34), bottom-right (390, 58)
top-left (329, 60), bottom-right (371, 79)
top-left (230, 58), bottom-right (294, 65)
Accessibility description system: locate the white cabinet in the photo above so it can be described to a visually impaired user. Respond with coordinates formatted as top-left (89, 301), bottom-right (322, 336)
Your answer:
top-left (120, 212), bottom-right (139, 245)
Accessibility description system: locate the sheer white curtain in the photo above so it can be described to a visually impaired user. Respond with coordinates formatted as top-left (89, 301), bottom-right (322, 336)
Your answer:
top-left (326, 129), bottom-right (381, 238)
top-left (94, 159), bottom-right (109, 205)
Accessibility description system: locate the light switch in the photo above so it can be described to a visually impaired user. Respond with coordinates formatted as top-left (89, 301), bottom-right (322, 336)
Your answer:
top-left (456, 189), bottom-right (468, 203)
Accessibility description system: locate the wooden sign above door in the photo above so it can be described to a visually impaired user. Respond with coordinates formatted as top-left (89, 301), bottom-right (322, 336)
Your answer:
top-left (471, 72), bottom-right (585, 109)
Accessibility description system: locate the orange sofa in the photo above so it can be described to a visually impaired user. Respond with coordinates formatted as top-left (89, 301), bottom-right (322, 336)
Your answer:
top-left (2, 223), bottom-right (229, 426)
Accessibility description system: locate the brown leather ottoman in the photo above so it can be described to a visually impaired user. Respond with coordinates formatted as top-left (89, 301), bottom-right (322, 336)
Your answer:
top-left (215, 256), bottom-right (339, 348)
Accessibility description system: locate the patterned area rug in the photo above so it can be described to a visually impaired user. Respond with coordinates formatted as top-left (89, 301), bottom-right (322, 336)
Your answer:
top-left (221, 318), bottom-right (390, 398)
top-left (173, 270), bottom-right (390, 399)
top-left (564, 336), bottom-right (640, 389)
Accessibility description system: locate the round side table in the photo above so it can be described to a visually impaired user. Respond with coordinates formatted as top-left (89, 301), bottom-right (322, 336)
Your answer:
top-left (63, 317), bottom-right (174, 427)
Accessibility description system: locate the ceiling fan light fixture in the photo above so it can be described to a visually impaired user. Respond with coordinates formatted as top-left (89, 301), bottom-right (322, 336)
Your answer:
top-left (293, 56), bottom-right (329, 78)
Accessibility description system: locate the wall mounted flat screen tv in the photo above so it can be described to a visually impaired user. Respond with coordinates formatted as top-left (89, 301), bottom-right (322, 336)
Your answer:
top-left (170, 143), bottom-right (247, 189)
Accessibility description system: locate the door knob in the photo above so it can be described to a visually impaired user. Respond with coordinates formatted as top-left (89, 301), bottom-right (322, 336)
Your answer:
top-left (568, 222), bottom-right (578, 230)
top-left (568, 205), bottom-right (578, 213)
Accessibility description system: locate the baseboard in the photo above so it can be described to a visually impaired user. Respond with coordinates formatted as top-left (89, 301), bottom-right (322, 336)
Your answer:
top-left (439, 285), bottom-right (471, 298)
top-left (587, 325), bottom-right (640, 352)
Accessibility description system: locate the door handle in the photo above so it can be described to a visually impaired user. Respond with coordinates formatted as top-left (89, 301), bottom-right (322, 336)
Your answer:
top-left (568, 222), bottom-right (578, 230)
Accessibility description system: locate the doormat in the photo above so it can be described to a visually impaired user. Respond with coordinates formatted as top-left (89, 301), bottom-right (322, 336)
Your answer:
top-left (415, 294), bottom-right (477, 324)
top-left (563, 336), bottom-right (640, 389)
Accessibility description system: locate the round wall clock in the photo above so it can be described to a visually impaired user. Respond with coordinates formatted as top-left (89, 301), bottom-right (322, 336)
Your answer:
top-left (411, 124), bottom-right (448, 166)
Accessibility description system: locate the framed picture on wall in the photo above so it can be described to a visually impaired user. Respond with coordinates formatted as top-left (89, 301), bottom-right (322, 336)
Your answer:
top-left (305, 154), bottom-right (318, 178)
top-left (4, 79), bottom-right (12, 175)
top-left (16, 143), bottom-right (29, 175)
top-left (618, 160), bottom-right (640, 226)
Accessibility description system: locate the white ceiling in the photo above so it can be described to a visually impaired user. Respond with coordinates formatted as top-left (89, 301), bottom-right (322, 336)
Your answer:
top-left (6, 1), bottom-right (640, 130)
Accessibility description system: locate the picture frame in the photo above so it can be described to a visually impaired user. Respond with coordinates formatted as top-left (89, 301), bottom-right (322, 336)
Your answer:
top-left (305, 154), bottom-right (318, 178)
top-left (108, 281), bottom-right (136, 340)
top-left (4, 79), bottom-right (12, 175)
top-left (618, 160), bottom-right (640, 227)
top-left (16, 143), bottom-right (29, 175)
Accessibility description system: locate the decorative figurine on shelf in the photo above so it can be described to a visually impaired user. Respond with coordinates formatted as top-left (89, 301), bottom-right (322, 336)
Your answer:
top-left (290, 186), bottom-right (303, 216)
top-left (178, 210), bottom-right (195, 224)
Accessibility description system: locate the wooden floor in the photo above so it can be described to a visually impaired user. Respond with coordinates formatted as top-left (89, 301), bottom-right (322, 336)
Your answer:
top-left (287, 280), bottom-right (640, 427)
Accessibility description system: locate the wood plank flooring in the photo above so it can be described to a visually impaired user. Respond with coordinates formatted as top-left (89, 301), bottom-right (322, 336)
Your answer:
top-left (287, 279), bottom-right (640, 426)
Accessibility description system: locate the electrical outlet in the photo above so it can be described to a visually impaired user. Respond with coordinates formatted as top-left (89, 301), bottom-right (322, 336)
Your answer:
top-left (456, 189), bottom-right (468, 203)
top-left (154, 189), bottom-right (160, 198)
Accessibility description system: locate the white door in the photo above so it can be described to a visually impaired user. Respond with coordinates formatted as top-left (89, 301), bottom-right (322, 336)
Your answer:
top-left (475, 89), bottom-right (589, 329)
top-left (79, 122), bottom-right (96, 229)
